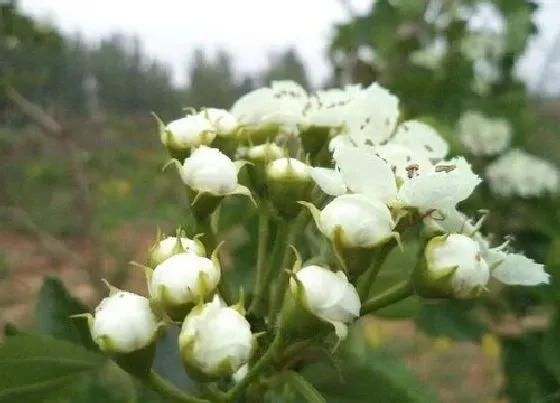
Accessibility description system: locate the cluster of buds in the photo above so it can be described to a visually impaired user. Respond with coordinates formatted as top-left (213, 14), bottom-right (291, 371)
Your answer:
top-left (80, 80), bottom-right (549, 401)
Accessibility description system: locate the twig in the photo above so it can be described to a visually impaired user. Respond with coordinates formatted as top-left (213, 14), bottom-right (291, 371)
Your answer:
top-left (5, 86), bottom-right (104, 298)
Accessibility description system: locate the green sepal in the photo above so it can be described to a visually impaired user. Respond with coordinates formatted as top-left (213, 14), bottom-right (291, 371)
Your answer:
top-left (238, 123), bottom-right (281, 146)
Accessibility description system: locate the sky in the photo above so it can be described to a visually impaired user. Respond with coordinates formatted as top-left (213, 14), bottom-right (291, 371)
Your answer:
top-left (19, 0), bottom-right (560, 91)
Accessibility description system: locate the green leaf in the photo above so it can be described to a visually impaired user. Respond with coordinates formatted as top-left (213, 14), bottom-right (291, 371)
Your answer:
top-left (282, 371), bottom-right (326, 403)
top-left (35, 276), bottom-right (98, 351)
top-left (501, 332), bottom-right (559, 403)
top-left (299, 325), bottom-right (437, 403)
top-left (0, 334), bottom-right (107, 403)
top-left (414, 300), bottom-right (487, 342)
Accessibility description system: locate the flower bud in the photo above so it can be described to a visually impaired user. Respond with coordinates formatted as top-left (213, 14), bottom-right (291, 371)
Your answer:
top-left (245, 143), bottom-right (285, 196)
top-left (266, 157), bottom-right (312, 219)
top-left (149, 252), bottom-right (221, 320)
top-left (307, 194), bottom-right (397, 248)
top-left (147, 234), bottom-right (206, 269)
top-left (201, 108), bottom-right (238, 136)
top-left (179, 295), bottom-right (254, 380)
top-left (284, 263), bottom-right (360, 341)
top-left (159, 114), bottom-right (216, 160)
top-left (83, 289), bottom-right (162, 376)
top-left (414, 234), bottom-right (490, 299)
top-left (92, 291), bottom-right (160, 353)
top-left (179, 146), bottom-right (253, 217)
top-left (202, 108), bottom-right (240, 157)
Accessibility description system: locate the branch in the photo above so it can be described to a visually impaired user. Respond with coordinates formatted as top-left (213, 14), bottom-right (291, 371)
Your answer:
top-left (0, 205), bottom-right (83, 264)
top-left (5, 85), bottom-right (62, 138)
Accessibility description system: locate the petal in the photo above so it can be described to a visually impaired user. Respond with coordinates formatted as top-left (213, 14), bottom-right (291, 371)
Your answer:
top-left (399, 157), bottom-right (481, 210)
top-left (307, 167), bottom-right (348, 196)
top-left (491, 253), bottom-right (550, 286)
top-left (333, 145), bottom-right (397, 203)
top-left (392, 120), bottom-right (448, 159)
top-left (344, 83), bottom-right (399, 146)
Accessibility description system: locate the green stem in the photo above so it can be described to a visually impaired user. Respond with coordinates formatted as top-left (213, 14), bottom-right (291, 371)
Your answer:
top-left (141, 370), bottom-right (209, 403)
top-left (201, 383), bottom-right (227, 402)
top-left (267, 212), bottom-right (309, 327)
top-left (195, 214), bottom-right (235, 305)
top-left (357, 240), bottom-right (397, 301)
top-left (360, 281), bottom-right (414, 316)
top-left (225, 333), bottom-right (283, 402)
top-left (248, 208), bottom-right (270, 314)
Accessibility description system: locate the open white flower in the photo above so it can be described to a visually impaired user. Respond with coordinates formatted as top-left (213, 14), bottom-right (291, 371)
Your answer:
top-left (149, 253), bottom-right (221, 319)
top-left (306, 194), bottom-right (396, 249)
top-left (343, 82), bottom-right (400, 147)
top-left (482, 241), bottom-right (550, 286)
top-left (180, 146), bottom-right (244, 195)
top-left (423, 234), bottom-right (490, 298)
top-left (162, 114), bottom-right (216, 149)
top-left (291, 265), bottom-right (360, 338)
top-left (230, 80), bottom-right (308, 127)
top-left (313, 144), bottom-right (480, 213)
top-left (92, 291), bottom-right (160, 354)
top-left (179, 295), bottom-right (253, 379)
top-left (391, 120), bottom-right (448, 160)
top-left (486, 149), bottom-right (560, 198)
top-left (458, 111), bottom-right (511, 156)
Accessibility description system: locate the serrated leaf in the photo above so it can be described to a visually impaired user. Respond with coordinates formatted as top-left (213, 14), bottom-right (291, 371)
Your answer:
top-left (35, 276), bottom-right (98, 351)
top-left (0, 334), bottom-right (107, 403)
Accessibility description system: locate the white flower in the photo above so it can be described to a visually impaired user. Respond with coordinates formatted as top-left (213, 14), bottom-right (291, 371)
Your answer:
top-left (309, 194), bottom-right (396, 249)
top-left (486, 149), bottom-right (560, 198)
top-left (458, 111), bottom-right (511, 156)
top-left (230, 81), bottom-right (308, 127)
top-left (179, 146), bottom-right (240, 195)
top-left (92, 291), bottom-right (159, 353)
top-left (200, 108), bottom-right (238, 136)
top-left (482, 242), bottom-right (550, 286)
top-left (304, 88), bottom-right (353, 127)
top-left (307, 166), bottom-right (348, 196)
top-left (179, 295), bottom-right (253, 378)
top-left (163, 115), bottom-right (216, 149)
top-left (343, 82), bottom-right (400, 146)
top-left (291, 265), bottom-right (360, 338)
top-left (150, 253), bottom-right (220, 315)
top-left (425, 234), bottom-right (490, 298)
top-left (148, 236), bottom-right (206, 268)
top-left (319, 144), bottom-right (480, 212)
top-left (391, 120), bottom-right (448, 160)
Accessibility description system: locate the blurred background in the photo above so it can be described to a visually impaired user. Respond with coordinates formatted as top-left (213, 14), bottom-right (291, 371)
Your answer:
top-left (3, 0), bottom-right (560, 402)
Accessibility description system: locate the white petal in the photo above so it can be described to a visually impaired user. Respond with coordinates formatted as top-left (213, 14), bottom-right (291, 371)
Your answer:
top-left (392, 120), bottom-right (448, 159)
top-left (399, 157), bottom-right (481, 210)
top-left (344, 83), bottom-right (399, 146)
top-left (307, 167), bottom-right (348, 196)
top-left (490, 252), bottom-right (550, 286)
top-left (333, 145), bottom-right (397, 203)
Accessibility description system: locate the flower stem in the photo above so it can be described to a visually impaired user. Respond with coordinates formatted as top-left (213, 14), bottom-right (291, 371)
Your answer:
top-left (248, 207), bottom-right (270, 315)
top-left (195, 214), bottom-right (235, 305)
top-left (267, 212), bottom-right (308, 327)
top-left (357, 239), bottom-right (397, 301)
top-left (141, 370), bottom-right (209, 403)
top-left (225, 333), bottom-right (283, 402)
top-left (360, 280), bottom-right (414, 316)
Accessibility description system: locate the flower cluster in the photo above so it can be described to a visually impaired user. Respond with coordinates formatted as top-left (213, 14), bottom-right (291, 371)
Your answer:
top-left (458, 110), bottom-right (511, 156)
top-left (80, 80), bottom-right (549, 401)
top-left (486, 148), bottom-right (560, 198)
top-left (457, 110), bottom-right (560, 198)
